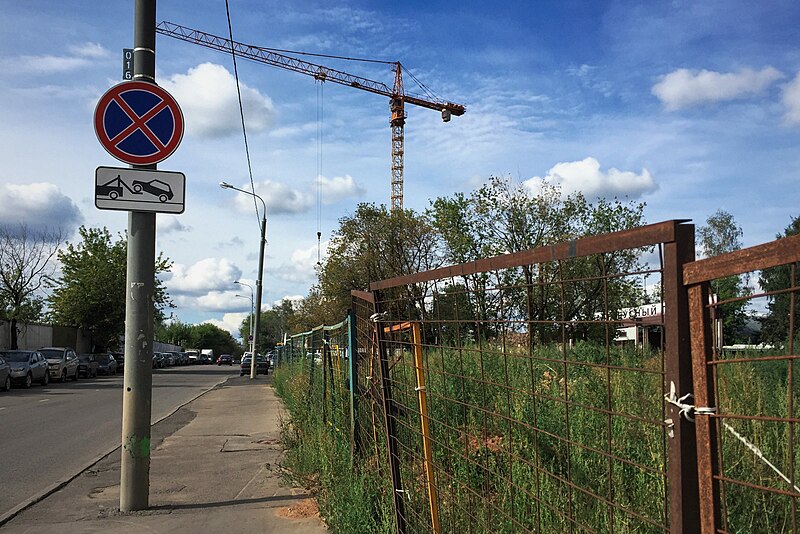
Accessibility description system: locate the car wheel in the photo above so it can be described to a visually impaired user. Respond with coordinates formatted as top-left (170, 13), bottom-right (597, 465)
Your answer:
top-left (133, 183), bottom-right (143, 193)
top-left (60, 370), bottom-right (67, 383)
top-left (240, 371), bottom-right (245, 376)
top-left (41, 371), bottom-right (49, 386)
top-left (2, 375), bottom-right (10, 391)
top-left (24, 373), bottom-right (33, 389)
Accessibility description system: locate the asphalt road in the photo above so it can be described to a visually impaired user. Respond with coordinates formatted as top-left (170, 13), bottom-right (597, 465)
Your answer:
top-left (0, 363), bottom-right (240, 520)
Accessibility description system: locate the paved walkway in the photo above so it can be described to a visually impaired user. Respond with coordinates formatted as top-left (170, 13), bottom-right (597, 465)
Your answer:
top-left (2, 377), bottom-right (329, 533)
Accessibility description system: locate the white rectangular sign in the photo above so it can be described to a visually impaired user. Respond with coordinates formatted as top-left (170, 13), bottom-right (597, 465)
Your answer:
top-left (95, 166), bottom-right (185, 214)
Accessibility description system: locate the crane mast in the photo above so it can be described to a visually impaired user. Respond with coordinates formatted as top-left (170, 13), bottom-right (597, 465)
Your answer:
top-left (155, 21), bottom-right (465, 211)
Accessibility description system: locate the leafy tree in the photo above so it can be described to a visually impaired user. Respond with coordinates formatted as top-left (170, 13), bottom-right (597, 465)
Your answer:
top-left (319, 203), bottom-right (444, 319)
top-left (430, 176), bottom-right (647, 344)
top-left (47, 226), bottom-right (172, 351)
top-left (0, 224), bottom-right (63, 349)
top-left (183, 322), bottom-right (239, 356)
top-left (155, 318), bottom-right (195, 348)
top-left (759, 216), bottom-right (800, 345)
top-left (697, 210), bottom-right (750, 344)
top-left (240, 298), bottom-right (297, 353)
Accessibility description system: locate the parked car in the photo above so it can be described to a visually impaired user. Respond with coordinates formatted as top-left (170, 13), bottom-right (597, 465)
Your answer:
top-left (78, 353), bottom-right (100, 378)
top-left (152, 352), bottom-right (165, 368)
top-left (162, 352), bottom-right (175, 367)
top-left (2, 350), bottom-right (50, 388)
top-left (39, 347), bottom-right (79, 382)
top-left (240, 354), bottom-right (269, 376)
top-left (96, 353), bottom-right (118, 375)
top-left (218, 354), bottom-right (233, 366)
top-left (169, 351), bottom-right (185, 366)
top-left (0, 355), bottom-right (11, 391)
top-left (186, 350), bottom-right (200, 364)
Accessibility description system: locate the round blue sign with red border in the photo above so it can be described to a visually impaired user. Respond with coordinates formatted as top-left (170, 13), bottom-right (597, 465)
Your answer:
top-left (94, 81), bottom-right (184, 166)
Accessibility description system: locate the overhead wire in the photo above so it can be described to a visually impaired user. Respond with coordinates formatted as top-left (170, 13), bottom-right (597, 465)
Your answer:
top-left (224, 0), bottom-right (261, 226)
top-left (316, 79), bottom-right (323, 267)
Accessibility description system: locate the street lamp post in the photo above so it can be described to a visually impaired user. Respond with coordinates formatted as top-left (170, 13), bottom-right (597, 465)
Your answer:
top-left (235, 292), bottom-right (254, 353)
top-left (221, 182), bottom-right (266, 380)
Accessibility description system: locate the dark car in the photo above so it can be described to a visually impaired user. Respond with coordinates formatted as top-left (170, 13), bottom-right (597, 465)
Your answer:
top-left (240, 354), bottom-right (269, 376)
top-left (2, 350), bottom-right (49, 388)
top-left (132, 179), bottom-right (173, 202)
top-left (96, 353), bottom-right (118, 375)
top-left (78, 353), bottom-right (100, 378)
top-left (0, 354), bottom-right (13, 391)
top-left (218, 354), bottom-right (233, 366)
top-left (40, 347), bottom-right (79, 382)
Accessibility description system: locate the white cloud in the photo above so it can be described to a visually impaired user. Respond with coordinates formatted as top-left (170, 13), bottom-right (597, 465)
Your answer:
top-left (652, 67), bottom-right (784, 110)
top-left (782, 72), bottom-right (800, 124)
top-left (272, 241), bottom-right (328, 283)
top-left (165, 258), bottom-right (242, 295)
top-left (228, 180), bottom-right (313, 215)
top-left (2, 42), bottom-right (110, 74)
top-left (523, 157), bottom-right (657, 199)
top-left (161, 63), bottom-right (276, 138)
top-left (157, 216), bottom-right (190, 234)
top-left (317, 174), bottom-right (365, 204)
top-left (68, 42), bottom-right (110, 59)
top-left (0, 182), bottom-right (82, 236)
top-left (202, 313), bottom-right (249, 338)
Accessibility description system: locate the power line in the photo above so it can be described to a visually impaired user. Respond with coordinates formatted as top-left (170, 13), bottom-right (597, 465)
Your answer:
top-left (224, 0), bottom-right (260, 226)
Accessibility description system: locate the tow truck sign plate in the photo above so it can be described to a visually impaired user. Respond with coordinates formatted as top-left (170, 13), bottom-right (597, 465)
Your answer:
top-left (95, 166), bottom-right (185, 213)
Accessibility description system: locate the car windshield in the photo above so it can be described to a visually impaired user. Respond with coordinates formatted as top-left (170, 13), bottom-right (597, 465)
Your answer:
top-left (39, 350), bottom-right (63, 360)
top-left (1, 351), bottom-right (32, 362)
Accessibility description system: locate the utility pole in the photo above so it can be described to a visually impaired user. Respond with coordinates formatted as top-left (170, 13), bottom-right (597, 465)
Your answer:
top-left (120, 0), bottom-right (156, 512)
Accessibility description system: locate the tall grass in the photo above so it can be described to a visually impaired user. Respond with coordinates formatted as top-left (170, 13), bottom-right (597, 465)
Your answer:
top-left (274, 341), bottom-right (799, 533)
top-left (273, 358), bottom-right (395, 534)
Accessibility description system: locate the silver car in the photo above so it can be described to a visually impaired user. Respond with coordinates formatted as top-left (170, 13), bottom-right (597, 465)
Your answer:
top-left (1, 350), bottom-right (50, 388)
top-left (39, 347), bottom-right (79, 382)
top-left (0, 354), bottom-right (12, 391)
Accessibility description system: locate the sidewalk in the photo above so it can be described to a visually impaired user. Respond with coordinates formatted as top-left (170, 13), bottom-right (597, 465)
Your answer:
top-left (2, 376), bottom-right (329, 533)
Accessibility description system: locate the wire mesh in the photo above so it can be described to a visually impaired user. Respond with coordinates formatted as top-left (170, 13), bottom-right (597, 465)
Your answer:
top-left (368, 222), bottom-right (687, 533)
top-left (685, 233), bottom-right (800, 534)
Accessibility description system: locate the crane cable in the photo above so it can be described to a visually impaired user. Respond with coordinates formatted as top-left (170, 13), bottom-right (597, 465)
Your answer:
top-left (316, 80), bottom-right (323, 267)
top-left (224, 0), bottom-right (260, 226)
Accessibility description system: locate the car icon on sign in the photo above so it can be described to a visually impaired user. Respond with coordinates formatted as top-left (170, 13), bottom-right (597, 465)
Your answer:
top-left (132, 179), bottom-right (174, 203)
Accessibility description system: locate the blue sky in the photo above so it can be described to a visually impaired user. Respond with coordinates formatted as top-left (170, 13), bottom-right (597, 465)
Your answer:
top-left (1, 1), bottom-right (798, 337)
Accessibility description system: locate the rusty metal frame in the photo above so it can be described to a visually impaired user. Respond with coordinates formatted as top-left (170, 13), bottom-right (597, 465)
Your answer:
top-left (684, 232), bottom-right (800, 534)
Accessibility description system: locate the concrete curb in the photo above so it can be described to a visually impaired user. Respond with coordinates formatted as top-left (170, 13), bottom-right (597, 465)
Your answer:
top-left (0, 375), bottom-right (232, 527)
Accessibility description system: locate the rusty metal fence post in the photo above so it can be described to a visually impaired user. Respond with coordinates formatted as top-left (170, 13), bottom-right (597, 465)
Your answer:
top-left (663, 222), bottom-right (700, 531)
top-left (373, 292), bottom-right (407, 534)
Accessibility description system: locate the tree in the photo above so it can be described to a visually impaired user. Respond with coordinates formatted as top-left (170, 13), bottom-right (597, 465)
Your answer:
top-left (697, 210), bottom-right (750, 344)
top-left (47, 226), bottom-right (172, 351)
top-left (240, 298), bottom-right (297, 353)
top-left (184, 322), bottom-right (239, 356)
top-left (429, 176), bottom-right (647, 344)
top-left (759, 216), bottom-right (800, 345)
top-left (319, 203), bottom-right (444, 319)
top-left (0, 224), bottom-right (63, 349)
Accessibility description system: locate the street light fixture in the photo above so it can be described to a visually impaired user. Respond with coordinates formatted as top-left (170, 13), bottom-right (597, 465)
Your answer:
top-left (221, 181), bottom-right (267, 380)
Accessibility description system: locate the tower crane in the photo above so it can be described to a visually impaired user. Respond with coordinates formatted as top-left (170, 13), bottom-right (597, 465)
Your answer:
top-left (155, 21), bottom-right (466, 211)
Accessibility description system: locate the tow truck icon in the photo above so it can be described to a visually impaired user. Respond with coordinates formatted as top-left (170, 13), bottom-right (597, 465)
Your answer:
top-left (97, 175), bottom-right (174, 203)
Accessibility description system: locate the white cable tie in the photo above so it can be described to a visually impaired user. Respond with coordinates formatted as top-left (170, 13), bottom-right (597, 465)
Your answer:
top-left (415, 386), bottom-right (426, 392)
top-left (664, 381), bottom-right (715, 424)
top-left (369, 312), bottom-right (387, 323)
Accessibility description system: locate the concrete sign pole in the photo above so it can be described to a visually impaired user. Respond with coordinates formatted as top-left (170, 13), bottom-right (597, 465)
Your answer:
top-left (120, 0), bottom-right (157, 512)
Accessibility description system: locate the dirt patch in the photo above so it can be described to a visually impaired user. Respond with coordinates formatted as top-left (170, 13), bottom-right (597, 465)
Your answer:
top-left (276, 498), bottom-right (319, 519)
